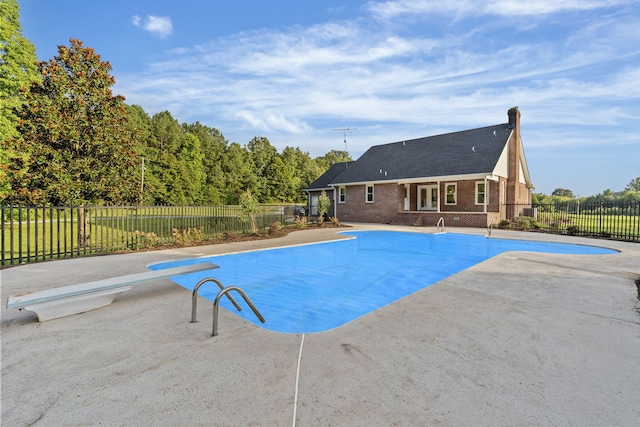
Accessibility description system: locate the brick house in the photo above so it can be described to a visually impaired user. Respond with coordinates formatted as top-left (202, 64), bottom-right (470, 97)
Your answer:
top-left (305, 107), bottom-right (534, 227)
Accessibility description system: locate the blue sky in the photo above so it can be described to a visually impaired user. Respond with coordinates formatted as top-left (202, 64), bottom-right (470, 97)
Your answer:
top-left (19, 0), bottom-right (640, 196)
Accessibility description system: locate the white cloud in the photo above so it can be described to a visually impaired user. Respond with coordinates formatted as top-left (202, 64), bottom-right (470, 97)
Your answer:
top-left (131, 15), bottom-right (173, 38)
top-left (367, 0), bottom-right (634, 19)
top-left (116, 1), bottom-right (640, 195)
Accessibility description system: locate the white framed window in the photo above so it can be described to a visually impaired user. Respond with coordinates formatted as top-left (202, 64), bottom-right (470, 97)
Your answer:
top-left (445, 183), bottom-right (457, 205)
top-left (475, 181), bottom-right (487, 205)
top-left (338, 186), bottom-right (346, 203)
top-left (366, 184), bottom-right (374, 203)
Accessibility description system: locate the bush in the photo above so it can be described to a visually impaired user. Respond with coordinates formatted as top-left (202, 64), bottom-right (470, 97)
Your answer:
top-left (295, 216), bottom-right (307, 229)
top-left (498, 219), bottom-right (511, 229)
top-left (329, 216), bottom-right (341, 227)
top-left (134, 230), bottom-right (160, 249)
top-left (268, 221), bottom-right (282, 235)
top-left (515, 216), bottom-right (541, 230)
top-left (566, 225), bottom-right (580, 235)
top-left (172, 227), bottom-right (205, 246)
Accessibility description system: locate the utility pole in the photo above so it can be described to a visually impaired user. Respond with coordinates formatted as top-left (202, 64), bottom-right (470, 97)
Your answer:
top-left (140, 157), bottom-right (145, 203)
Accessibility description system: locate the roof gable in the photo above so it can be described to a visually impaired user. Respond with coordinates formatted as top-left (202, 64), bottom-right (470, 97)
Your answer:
top-left (307, 162), bottom-right (354, 190)
top-left (331, 124), bottom-right (513, 185)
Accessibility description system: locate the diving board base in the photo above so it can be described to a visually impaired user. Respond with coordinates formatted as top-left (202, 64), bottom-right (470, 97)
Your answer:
top-left (6, 262), bottom-right (219, 322)
top-left (20, 286), bottom-right (132, 322)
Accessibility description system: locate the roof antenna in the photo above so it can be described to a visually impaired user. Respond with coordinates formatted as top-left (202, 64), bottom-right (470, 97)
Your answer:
top-left (332, 126), bottom-right (357, 168)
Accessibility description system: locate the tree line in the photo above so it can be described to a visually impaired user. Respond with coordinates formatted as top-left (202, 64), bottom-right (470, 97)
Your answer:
top-left (533, 178), bottom-right (640, 205)
top-left (1, 1), bottom-right (349, 207)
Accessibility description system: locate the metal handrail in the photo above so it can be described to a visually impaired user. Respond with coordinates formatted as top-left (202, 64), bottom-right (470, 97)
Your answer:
top-left (487, 218), bottom-right (494, 237)
top-left (191, 277), bottom-right (241, 323)
top-left (436, 217), bottom-right (445, 233)
top-left (212, 286), bottom-right (265, 337)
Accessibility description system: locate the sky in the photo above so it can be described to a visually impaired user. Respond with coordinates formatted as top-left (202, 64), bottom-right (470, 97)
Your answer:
top-left (18, 0), bottom-right (640, 196)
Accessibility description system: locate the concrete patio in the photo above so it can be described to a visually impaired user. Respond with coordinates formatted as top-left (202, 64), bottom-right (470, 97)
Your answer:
top-left (2, 224), bottom-right (639, 426)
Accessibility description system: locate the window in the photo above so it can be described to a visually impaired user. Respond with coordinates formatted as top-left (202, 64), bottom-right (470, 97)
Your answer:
top-left (339, 186), bottom-right (346, 203)
top-left (445, 183), bottom-right (456, 205)
top-left (366, 184), bottom-right (374, 203)
top-left (476, 181), bottom-right (487, 205)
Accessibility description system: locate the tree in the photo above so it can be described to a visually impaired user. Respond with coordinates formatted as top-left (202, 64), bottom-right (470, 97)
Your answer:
top-left (183, 122), bottom-right (228, 204)
top-left (246, 136), bottom-right (276, 202)
top-left (281, 146), bottom-right (322, 202)
top-left (625, 177), bottom-right (640, 192)
top-left (222, 143), bottom-right (257, 204)
top-left (0, 0), bottom-right (39, 199)
top-left (125, 104), bottom-right (156, 204)
top-left (6, 39), bottom-right (139, 205)
top-left (314, 150), bottom-right (352, 170)
top-left (551, 188), bottom-right (574, 199)
top-left (177, 132), bottom-right (206, 205)
top-left (145, 111), bottom-right (184, 204)
top-left (238, 189), bottom-right (259, 233)
top-left (316, 190), bottom-right (330, 222)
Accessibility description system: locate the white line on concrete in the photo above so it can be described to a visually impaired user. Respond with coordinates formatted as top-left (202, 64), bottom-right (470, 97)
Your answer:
top-left (292, 333), bottom-right (305, 427)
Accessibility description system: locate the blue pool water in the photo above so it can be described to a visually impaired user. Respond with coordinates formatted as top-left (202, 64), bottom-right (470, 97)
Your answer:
top-left (150, 231), bottom-right (617, 334)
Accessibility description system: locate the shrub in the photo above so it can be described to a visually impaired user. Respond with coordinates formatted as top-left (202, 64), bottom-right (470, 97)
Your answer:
top-left (317, 190), bottom-right (330, 223)
top-left (268, 221), bottom-right (282, 235)
top-left (516, 216), bottom-right (541, 230)
top-left (295, 216), bottom-right (307, 229)
top-left (329, 216), bottom-right (340, 227)
top-left (172, 227), bottom-right (205, 246)
top-left (238, 190), bottom-right (259, 234)
top-left (498, 219), bottom-right (511, 229)
top-left (134, 230), bottom-right (160, 249)
top-left (566, 225), bottom-right (580, 235)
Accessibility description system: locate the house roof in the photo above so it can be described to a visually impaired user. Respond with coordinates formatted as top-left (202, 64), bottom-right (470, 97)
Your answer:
top-left (306, 162), bottom-right (355, 191)
top-left (329, 123), bottom-right (514, 185)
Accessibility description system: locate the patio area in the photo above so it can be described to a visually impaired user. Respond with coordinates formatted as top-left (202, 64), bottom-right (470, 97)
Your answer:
top-left (2, 224), bottom-right (639, 426)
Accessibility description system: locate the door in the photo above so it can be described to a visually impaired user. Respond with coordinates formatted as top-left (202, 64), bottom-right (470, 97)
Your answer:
top-left (404, 184), bottom-right (410, 210)
top-left (418, 185), bottom-right (438, 211)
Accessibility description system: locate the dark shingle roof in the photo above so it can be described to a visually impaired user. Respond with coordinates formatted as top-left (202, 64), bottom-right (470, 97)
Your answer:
top-left (307, 162), bottom-right (355, 190)
top-left (330, 123), bottom-right (512, 185)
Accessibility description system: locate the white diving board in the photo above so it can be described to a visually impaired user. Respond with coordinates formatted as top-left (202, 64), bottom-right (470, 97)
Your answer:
top-left (5, 262), bottom-right (218, 322)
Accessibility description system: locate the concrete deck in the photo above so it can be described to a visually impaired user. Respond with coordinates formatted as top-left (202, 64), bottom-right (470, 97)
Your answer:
top-left (2, 224), bottom-right (639, 426)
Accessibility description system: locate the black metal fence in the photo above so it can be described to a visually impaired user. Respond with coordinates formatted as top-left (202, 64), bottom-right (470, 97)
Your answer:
top-left (505, 201), bottom-right (640, 242)
top-left (3, 201), bottom-right (637, 267)
top-left (1, 204), bottom-right (298, 267)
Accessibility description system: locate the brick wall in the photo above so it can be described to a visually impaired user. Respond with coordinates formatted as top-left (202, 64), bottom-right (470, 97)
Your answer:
top-left (337, 179), bottom-right (504, 225)
top-left (336, 183), bottom-right (400, 223)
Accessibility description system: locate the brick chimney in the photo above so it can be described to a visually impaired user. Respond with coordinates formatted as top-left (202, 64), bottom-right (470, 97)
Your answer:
top-left (506, 106), bottom-right (521, 210)
top-left (508, 106), bottom-right (520, 133)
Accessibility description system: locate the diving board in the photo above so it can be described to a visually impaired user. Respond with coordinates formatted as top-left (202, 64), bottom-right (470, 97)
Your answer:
top-left (6, 262), bottom-right (218, 322)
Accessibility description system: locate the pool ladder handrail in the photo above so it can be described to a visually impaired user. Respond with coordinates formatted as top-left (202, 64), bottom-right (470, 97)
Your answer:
top-left (436, 217), bottom-right (445, 233)
top-left (487, 218), bottom-right (494, 237)
top-left (212, 286), bottom-right (265, 337)
top-left (191, 277), bottom-right (242, 323)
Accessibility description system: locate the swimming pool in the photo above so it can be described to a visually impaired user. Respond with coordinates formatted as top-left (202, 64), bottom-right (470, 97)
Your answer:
top-left (151, 231), bottom-right (617, 334)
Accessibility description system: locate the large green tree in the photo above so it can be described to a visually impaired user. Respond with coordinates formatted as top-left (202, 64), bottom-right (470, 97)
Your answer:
top-left (314, 149), bottom-right (351, 171)
top-left (0, 0), bottom-right (39, 199)
top-left (6, 39), bottom-right (139, 205)
top-left (183, 122), bottom-right (227, 204)
top-left (246, 136), bottom-right (277, 202)
top-left (626, 177), bottom-right (640, 192)
top-left (222, 142), bottom-right (256, 204)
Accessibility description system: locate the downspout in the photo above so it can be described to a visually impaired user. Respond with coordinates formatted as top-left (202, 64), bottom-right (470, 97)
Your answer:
top-left (332, 186), bottom-right (337, 218)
